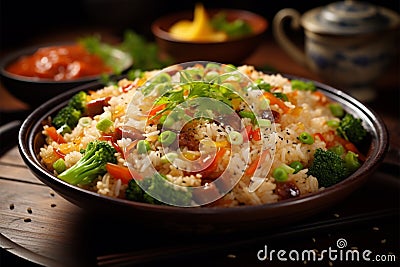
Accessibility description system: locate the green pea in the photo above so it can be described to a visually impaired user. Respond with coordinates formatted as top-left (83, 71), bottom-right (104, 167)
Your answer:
top-left (327, 120), bottom-right (340, 128)
top-left (159, 130), bottom-right (177, 146)
top-left (289, 161), bottom-right (303, 174)
top-left (273, 166), bottom-right (288, 182)
top-left (298, 132), bottom-right (314, 144)
top-left (137, 140), bottom-right (151, 154)
top-left (329, 103), bottom-right (344, 118)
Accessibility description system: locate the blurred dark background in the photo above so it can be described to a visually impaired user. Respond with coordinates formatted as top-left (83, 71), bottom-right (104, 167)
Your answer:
top-left (1, 0), bottom-right (399, 51)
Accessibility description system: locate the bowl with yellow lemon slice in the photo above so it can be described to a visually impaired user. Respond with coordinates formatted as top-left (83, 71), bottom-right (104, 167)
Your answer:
top-left (151, 4), bottom-right (268, 64)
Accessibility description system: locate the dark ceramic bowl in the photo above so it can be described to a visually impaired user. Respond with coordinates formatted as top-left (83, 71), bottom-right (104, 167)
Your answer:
top-left (0, 43), bottom-right (133, 108)
top-left (151, 9), bottom-right (268, 64)
top-left (18, 74), bottom-right (388, 233)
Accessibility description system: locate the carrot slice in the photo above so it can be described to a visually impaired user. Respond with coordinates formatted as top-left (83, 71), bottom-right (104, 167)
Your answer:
top-left (45, 126), bottom-right (66, 144)
top-left (263, 92), bottom-right (290, 113)
top-left (106, 163), bottom-right (143, 184)
top-left (245, 150), bottom-right (269, 176)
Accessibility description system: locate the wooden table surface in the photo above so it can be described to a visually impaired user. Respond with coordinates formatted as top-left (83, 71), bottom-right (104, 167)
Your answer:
top-left (0, 32), bottom-right (399, 267)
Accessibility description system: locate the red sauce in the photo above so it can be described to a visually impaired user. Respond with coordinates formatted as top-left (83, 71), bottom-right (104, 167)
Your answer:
top-left (6, 44), bottom-right (112, 81)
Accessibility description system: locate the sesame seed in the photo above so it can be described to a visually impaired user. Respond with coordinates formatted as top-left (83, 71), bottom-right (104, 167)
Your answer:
top-left (27, 207), bottom-right (32, 214)
top-left (51, 204), bottom-right (57, 208)
top-left (24, 218), bottom-right (31, 223)
top-left (9, 204), bottom-right (14, 210)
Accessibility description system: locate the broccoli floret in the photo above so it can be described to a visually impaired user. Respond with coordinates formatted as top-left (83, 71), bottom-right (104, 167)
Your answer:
top-left (147, 173), bottom-right (192, 206)
top-left (58, 140), bottom-right (117, 185)
top-left (125, 173), bottom-right (192, 206)
top-left (344, 151), bottom-right (361, 175)
top-left (68, 91), bottom-right (88, 113)
top-left (337, 113), bottom-right (367, 144)
top-left (308, 148), bottom-right (347, 188)
top-left (52, 106), bottom-right (81, 134)
top-left (125, 179), bottom-right (161, 204)
top-left (52, 91), bottom-right (88, 134)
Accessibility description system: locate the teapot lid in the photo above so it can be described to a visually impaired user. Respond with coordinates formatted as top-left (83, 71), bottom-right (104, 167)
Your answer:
top-left (302, 0), bottom-right (400, 35)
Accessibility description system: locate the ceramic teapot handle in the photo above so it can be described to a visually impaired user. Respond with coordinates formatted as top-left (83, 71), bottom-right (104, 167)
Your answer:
top-left (273, 8), bottom-right (307, 67)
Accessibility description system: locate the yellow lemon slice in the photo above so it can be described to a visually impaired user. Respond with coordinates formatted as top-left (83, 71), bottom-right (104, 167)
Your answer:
top-left (169, 3), bottom-right (227, 42)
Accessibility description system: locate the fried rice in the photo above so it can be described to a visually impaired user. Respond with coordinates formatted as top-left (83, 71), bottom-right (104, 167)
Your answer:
top-left (39, 63), bottom-right (355, 207)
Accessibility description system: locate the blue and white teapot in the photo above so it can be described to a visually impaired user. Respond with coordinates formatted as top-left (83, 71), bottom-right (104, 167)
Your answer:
top-left (273, 0), bottom-right (399, 101)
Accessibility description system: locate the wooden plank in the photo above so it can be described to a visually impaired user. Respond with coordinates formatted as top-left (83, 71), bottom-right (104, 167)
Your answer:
top-left (0, 146), bottom-right (25, 166)
top-left (0, 179), bottom-right (89, 266)
top-left (0, 164), bottom-right (43, 184)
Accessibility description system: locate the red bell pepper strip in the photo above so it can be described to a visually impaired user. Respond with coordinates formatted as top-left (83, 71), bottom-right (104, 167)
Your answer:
top-left (198, 147), bottom-right (227, 179)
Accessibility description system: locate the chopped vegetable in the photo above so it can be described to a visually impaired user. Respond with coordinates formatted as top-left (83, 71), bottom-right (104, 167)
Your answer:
top-left (137, 140), bottom-right (151, 154)
top-left (298, 132), bottom-right (314, 144)
top-left (328, 145), bottom-right (345, 156)
top-left (53, 158), bottom-right (66, 174)
top-left (291, 79), bottom-right (316, 91)
top-left (45, 126), bottom-right (66, 144)
top-left (263, 91), bottom-right (290, 113)
top-left (68, 91), bottom-right (88, 113)
top-left (106, 163), bottom-right (135, 184)
top-left (289, 161), bottom-right (303, 174)
top-left (78, 117), bottom-right (92, 127)
top-left (228, 130), bottom-right (243, 145)
top-left (308, 148), bottom-right (347, 187)
top-left (96, 118), bottom-right (113, 132)
top-left (238, 110), bottom-right (256, 123)
top-left (52, 106), bottom-right (81, 135)
top-left (158, 130), bottom-right (177, 146)
top-left (128, 174), bottom-right (191, 206)
top-left (329, 103), bottom-right (345, 118)
top-left (160, 152), bottom-right (179, 164)
top-left (245, 150), bottom-right (269, 176)
top-left (58, 140), bottom-right (117, 185)
top-left (337, 113), bottom-right (367, 144)
top-left (125, 179), bottom-right (160, 204)
top-left (273, 166), bottom-right (289, 182)
top-left (344, 151), bottom-right (361, 175)
top-left (327, 119), bottom-right (340, 127)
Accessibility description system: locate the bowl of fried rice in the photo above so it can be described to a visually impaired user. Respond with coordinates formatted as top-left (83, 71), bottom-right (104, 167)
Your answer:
top-left (18, 62), bottom-right (388, 232)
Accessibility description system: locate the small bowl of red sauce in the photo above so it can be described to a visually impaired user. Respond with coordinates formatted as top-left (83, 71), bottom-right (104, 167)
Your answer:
top-left (0, 42), bottom-right (132, 107)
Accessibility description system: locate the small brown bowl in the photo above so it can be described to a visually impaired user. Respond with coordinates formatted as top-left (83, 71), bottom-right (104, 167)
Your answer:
top-left (0, 43), bottom-right (132, 108)
top-left (151, 9), bottom-right (268, 64)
